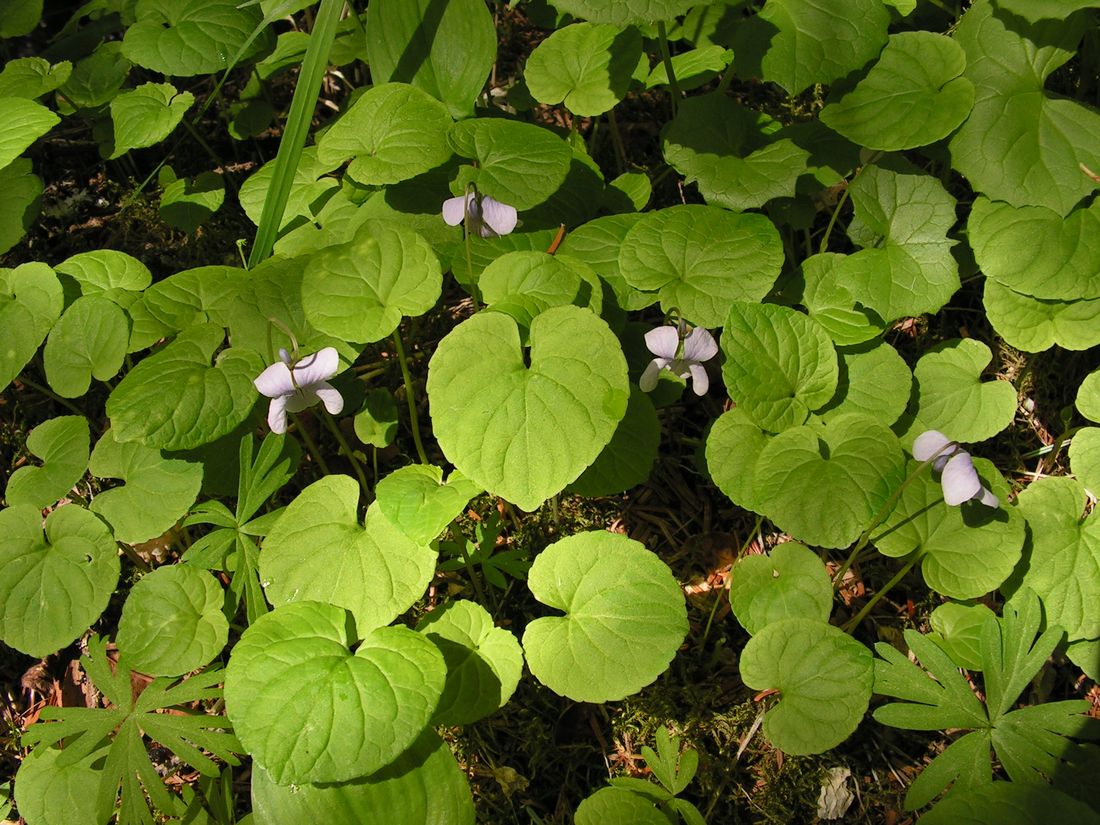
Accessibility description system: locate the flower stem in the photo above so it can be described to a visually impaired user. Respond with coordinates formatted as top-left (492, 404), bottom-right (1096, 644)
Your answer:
top-left (392, 330), bottom-right (430, 465)
top-left (656, 21), bottom-right (681, 115)
top-left (842, 553), bottom-right (919, 634)
top-left (321, 411), bottom-right (371, 499)
top-left (818, 151), bottom-right (882, 255)
top-left (290, 412), bottom-right (331, 476)
top-left (607, 107), bottom-right (627, 175)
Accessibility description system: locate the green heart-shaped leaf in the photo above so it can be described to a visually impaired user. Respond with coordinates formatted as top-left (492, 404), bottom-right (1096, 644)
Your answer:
top-left (721, 301), bottom-right (838, 432)
top-left (159, 170), bottom-right (225, 234)
top-left (0, 96), bottom-right (58, 169)
top-left (224, 601), bottom-right (446, 784)
top-left (13, 743), bottom-right (101, 825)
top-left (798, 252), bottom-right (886, 346)
top-left (0, 158), bottom-right (43, 257)
top-left (1069, 427), bottom-right (1100, 497)
top-left (896, 338), bottom-right (1017, 447)
top-left (929, 602), bottom-right (996, 671)
top-left (107, 82), bottom-right (193, 159)
top-left (87, 428), bottom-right (203, 544)
top-left (970, 198), bottom-right (1100, 301)
top-left (619, 205), bottom-right (784, 327)
top-left (375, 465), bottom-right (483, 546)
top-left (55, 249), bottom-right (152, 305)
top-left (522, 531), bottom-right (688, 702)
top-left (1077, 371), bottom-right (1100, 423)
top-left (983, 280), bottom-right (1100, 353)
top-left (416, 599), bottom-right (523, 726)
top-left (5, 416), bottom-right (89, 509)
top-left (0, 262), bottom-right (63, 391)
top-left (546, 0), bottom-right (698, 26)
top-left (873, 458), bottom-right (1023, 600)
top-left (316, 83), bottom-right (453, 186)
top-left (0, 58), bottom-right (71, 100)
top-left (557, 213), bottom-right (651, 311)
top-left (250, 731), bottom-right (474, 825)
top-left (0, 504), bottom-right (119, 657)
top-left (949, 2), bottom-right (1099, 216)
top-left (122, 0), bottom-right (268, 76)
top-left (116, 564), bottom-right (229, 676)
top-left (427, 306), bottom-right (628, 511)
top-left (59, 42), bottom-right (131, 110)
top-left (705, 407), bottom-right (775, 512)
top-left (302, 220), bottom-right (442, 344)
top-left (739, 618), bottom-right (874, 755)
top-left (568, 385), bottom-right (660, 497)
top-left (815, 341), bottom-right (911, 427)
top-left (448, 118), bottom-right (571, 210)
top-left (729, 542), bottom-right (833, 635)
top-left (43, 296), bottom-right (128, 397)
top-left (820, 32), bottom-right (974, 151)
top-left (754, 414), bottom-right (905, 549)
top-left (140, 264), bottom-right (245, 333)
top-left (106, 324), bottom-right (265, 451)
top-left (733, 0), bottom-right (890, 95)
top-left (1011, 477), bottom-right (1100, 642)
top-left (261, 476), bottom-right (436, 633)
top-left (525, 23), bottom-right (641, 117)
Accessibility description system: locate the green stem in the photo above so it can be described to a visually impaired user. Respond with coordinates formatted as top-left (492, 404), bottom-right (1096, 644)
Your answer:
top-left (17, 375), bottom-right (88, 419)
top-left (459, 539), bottom-right (490, 609)
top-left (321, 411), bottom-right (371, 498)
top-left (818, 152), bottom-right (882, 255)
top-left (392, 330), bottom-right (430, 464)
top-left (607, 107), bottom-right (627, 175)
top-left (290, 412), bottom-right (331, 475)
top-left (842, 554), bottom-right (919, 634)
top-left (717, 59), bottom-right (736, 93)
top-left (656, 21), bottom-right (682, 115)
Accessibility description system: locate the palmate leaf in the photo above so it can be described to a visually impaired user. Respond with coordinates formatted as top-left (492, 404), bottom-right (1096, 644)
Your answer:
top-left (21, 635), bottom-right (240, 825)
top-left (872, 590), bottom-right (1100, 811)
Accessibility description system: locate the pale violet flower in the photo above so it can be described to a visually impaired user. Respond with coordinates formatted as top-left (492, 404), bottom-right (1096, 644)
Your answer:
top-left (639, 320), bottom-right (718, 396)
top-left (912, 430), bottom-right (998, 508)
top-left (442, 191), bottom-right (518, 238)
top-left (253, 347), bottom-right (344, 435)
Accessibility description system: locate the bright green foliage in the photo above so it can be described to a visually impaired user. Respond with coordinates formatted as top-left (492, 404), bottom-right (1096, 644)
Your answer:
top-left (574, 788), bottom-right (675, 825)
top-left (525, 23), bottom-right (641, 116)
top-left (140, 265), bottom-right (245, 332)
top-left (87, 428), bottom-right (203, 544)
top-left (448, 118), bottom-right (572, 210)
top-left (522, 531), bottom-right (688, 702)
top-left (43, 296), bottom-right (128, 397)
top-left (302, 220), bottom-right (442, 343)
top-left (122, 0), bottom-right (269, 76)
top-left (873, 591), bottom-right (1100, 811)
top-left (734, 0), bottom-right (890, 95)
top-left (1076, 371), bottom-right (1100, 423)
top-left (0, 158), bottom-right (42, 256)
top-left (238, 147), bottom-right (340, 230)
top-left (754, 413), bottom-right (905, 549)
top-left (995, 0), bottom-right (1100, 19)
top-left (365, 0), bottom-right (495, 118)
top-left (835, 162), bottom-right (960, 322)
top-left (4, 416), bottom-right (89, 509)
top-left (1010, 477), bottom-right (1100, 642)
top-left (375, 464), bottom-right (483, 545)
top-left (816, 341), bottom-right (911, 427)
top-left (620, 206), bottom-right (784, 327)
top-left (261, 476), bottom-right (436, 633)
top-left (107, 83), bottom-right (194, 159)
top-left (479, 251), bottom-right (591, 326)
top-left (970, 198), bottom-right (1100, 301)
top-left (224, 601), bottom-right (446, 784)
top-left (949, 1), bottom-right (1099, 216)
top-left (316, 83), bottom-right (454, 185)
top-left (548, 0), bottom-right (698, 25)
top-left (1069, 428), bottom-right (1100, 495)
top-left (928, 602), bottom-right (996, 671)
top-left (0, 262), bottom-right (63, 392)
top-left (428, 306), bottom-right (628, 511)
top-left (740, 618), bottom-right (874, 755)
top-left (647, 45), bottom-right (732, 90)
top-left (353, 388), bottom-right (399, 448)
top-left (0, 96), bottom-right (58, 169)
top-left (922, 782), bottom-right (1100, 825)
top-left (983, 280), bottom-right (1100, 353)
top-left (22, 635), bottom-right (240, 825)
top-left (0, 58), bottom-right (70, 100)
top-left (116, 565), bottom-right (229, 676)
top-left (0, 505), bottom-right (118, 657)
top-left (797, 252), bottom-right (885, 346)
top-left (416, 599), bottom-right (524, 725)
top-left (59, 43), bottom-right (131, 111)
top-left (250, 732), bottom-right (475, 825)
top-left (569, 385), bottom-right (660, 496)
top-left (720, 301), bottom-right (838, 432)
top-left (874, 458), bottom-right (1022, 600)
top-left (898, 339), bottom-right (1017, 447)
top-left (13, 743), bottom-right (101, 825)
top-left (0, 0), bottom-right (42, 37)
top-left (55, 250), bottom-right (152, 305)
top-left (159, 170), bottom-right (225, 233)
top-left (557, 213), bottom-right (651, 311)
top-left (820, 32), bottom-right (974, 151)
top-left (106, 324), bottom-right (265, 450)
top-left (705, 407), bottom-right (773, 511)
top-left (728, 542), bottom-right (832, 634)
top-left (662, 93), bottom-right (810, 211)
